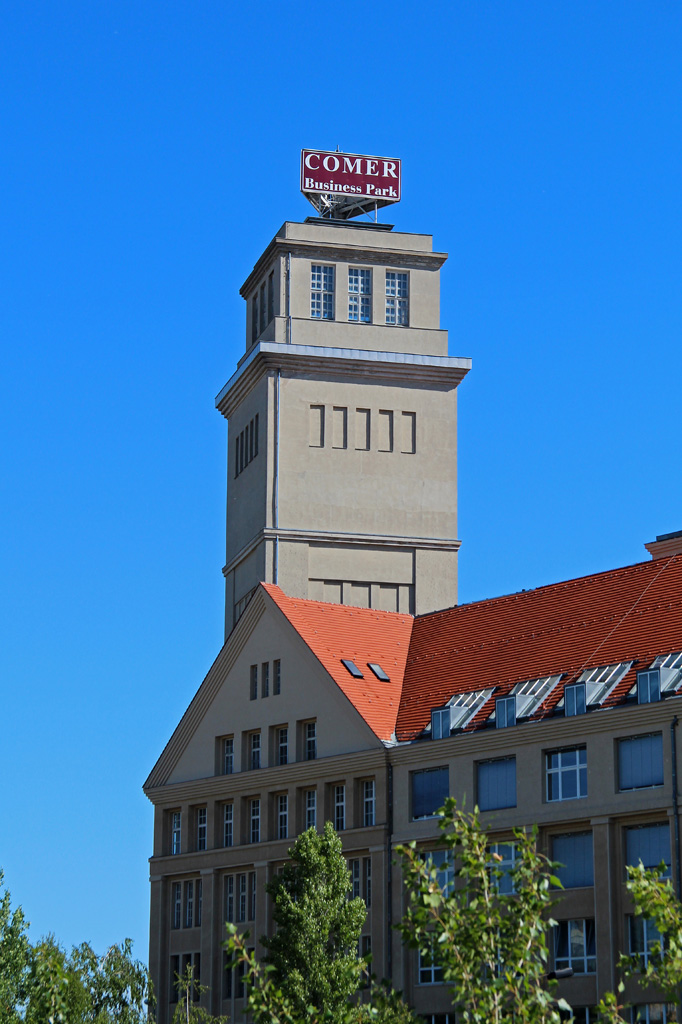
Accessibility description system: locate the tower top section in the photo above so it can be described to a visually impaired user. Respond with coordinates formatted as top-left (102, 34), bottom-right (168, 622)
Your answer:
top-left (300, 148), bottom-right (401, 220)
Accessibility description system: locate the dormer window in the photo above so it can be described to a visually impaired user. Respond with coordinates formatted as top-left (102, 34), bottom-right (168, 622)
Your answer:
top-left (430, 688), bottom-right (495, 738)
top-left (512, 675), bottom-right (562, 718)
top-left (496, 696), bottom-right (516, 729)
top-left (564, 682), bottom-right (586, 717)
top-left (649, 652), bottom-right (682, 694)
top-left (431, 707), bottom-right (451, 740)
top-left (637, 669), bottom-right (661, 704)
top-left (579, 662), bottom-right (633, 706)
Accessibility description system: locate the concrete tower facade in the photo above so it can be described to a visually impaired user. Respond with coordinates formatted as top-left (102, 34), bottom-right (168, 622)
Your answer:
top-left (215, 217), bottom-right (471, 635)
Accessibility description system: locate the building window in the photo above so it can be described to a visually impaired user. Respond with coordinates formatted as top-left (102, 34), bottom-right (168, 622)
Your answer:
top-left (196, 879), bottom-right (202, 927)
top-left (238, 873), bottom-right (247, 922)
top-left (277, 727), bottom-right (288, 765)
top-left (495, 695), bottom-right (516, 729)
top-left (364, 857), bottom-right (372, 907)
top-left (626, 824), bottom-right (671, 877)
top-left (426, 849), bottom-right (454, 895)
top-left (306, 789), bottom-right (317, 830)
top-left (412, 767), bottom-right (449, 820)
top-left (489, 842), bottom-right (519, 894)
top-left (250, 664), bottom-right (258, 700)
top-left (619, 734), bottom-right (664, 791)
top-left (349, 858), bottom-right (361, 899)
top-left (261, 662), bottom-right (269, 698)
top-left (431, 707), bottom-right (451, 740)
top-left (172, 882), bottom-right (181, 929)
top-left (418, 943), bottom-right (443, 985)
top-left (554, 919), bottom-right (596, 974)
top-left (171, 811), bottom-right (181, 855)
top-left (552, 832), bottom-right (594, 888)
top-left (278, 794), bottom-right (288, 840)
top-left (250, 799), bottom-right (260, 844)
top-left (223, 803), bottom-right (233, 848)
top-left (348, 268), bottom-right (372, 322)
top-left (638, 670), bottom-right (661, 704)
top-left (631, 1003), bottom-right (673, 1023)
top-left (629, 916), bottom-right (664, 969)
top-left (274, 659), bottom-right (281, 695)
top-left (250, 732), bottom-right (261, 770)
top-left (477, 757), bottom-right (516, 811)
top-left (251, 295), bottom-right (258, 344)
top-left (363, 780), bottom-right (376, 827)
top-left (311, 264), bottom-right (334, 319)
top-left (249, 871), bottom-right (256, 921)
top-left (565, 682), bottom-right (586, 716)
top-left (222, 951), bottom-right (233, 999)
top-left (170, 954), bottom-right (180, 1002)
top-left (196, 808), bottom-right (207, 851)
top-left (184, 880), bottom-right (194, 928)
top-left (385, 271), bottom-right (408, 325)
top-left (235, 416), bottom-right (259, 478)
top-left (225, 874), bottom-right (234, 923)
top-left (334, 785), bottom-right (346, 831)
top-left (267, 271), bottom-right (274, 323)
top-left (223, 736), bottom-right (234, 775)
top-left (546, 747), bottom-right (587, 802)
top-left (305, 721), bottom-right (317, 761)
top-left (259, 281), bottom-right (266, 335)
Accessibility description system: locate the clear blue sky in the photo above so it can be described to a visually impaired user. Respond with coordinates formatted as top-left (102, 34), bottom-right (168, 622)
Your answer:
top-left (1, 1), bottom-right (681, 965)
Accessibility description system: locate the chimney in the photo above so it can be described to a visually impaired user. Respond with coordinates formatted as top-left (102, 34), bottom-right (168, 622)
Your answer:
top-left (645, 530), bottom-right (682, 560)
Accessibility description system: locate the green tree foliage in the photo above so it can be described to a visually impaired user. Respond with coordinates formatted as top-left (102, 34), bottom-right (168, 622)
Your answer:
top-left (0, 870), bottom-right (153, 1024)
top-left (170, 961), bottom-right (228, 1024)
top-left (260, 821), bottom-right (368, 1022)
top-left (596, 862), bottom-right (682, 1023)
top-left (224, 822), bottom-right (420, 1024)
top-left (0, 871), bottom-right (32, 1024)
top-left (397, 799), bottom-right (569, 1024)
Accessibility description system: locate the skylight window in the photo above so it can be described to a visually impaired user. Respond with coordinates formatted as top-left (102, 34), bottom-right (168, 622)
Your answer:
top-left (510, 675), bottom-right (562, 718)
top-left (579, 662), bottom-right (633, 706)
top-left (368, 663), bottom-right (390, 682)
top-left (430, 688), bottom-right (495, 739)
top-left (650, 652), bottom-right (682, 693)
top-left (341, 659), bottom-right (364, 679)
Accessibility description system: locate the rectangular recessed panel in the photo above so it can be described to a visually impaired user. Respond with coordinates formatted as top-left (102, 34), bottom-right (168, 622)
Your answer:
top-left (400, 411), bottom-right (416, 454)
top-left (377, 410), bottom-right (394, 452)
top-left (355, 408), bottom-right (370, 450)
top-left (309, 404), bottom-right (325, 447)
top-left (332, 406), bottom-right (348, 449)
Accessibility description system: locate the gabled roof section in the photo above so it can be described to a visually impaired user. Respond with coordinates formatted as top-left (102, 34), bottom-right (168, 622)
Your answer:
top-left (397, 554), bottom-right (682, 740)
top-left (262, 584), bottom-right (413, 742)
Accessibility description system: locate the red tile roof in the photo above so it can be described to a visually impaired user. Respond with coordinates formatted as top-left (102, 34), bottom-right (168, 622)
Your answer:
top-left (263, 556), bottom-right (682, 744)
top-left (397, 554), bottom-right (682, 740)
top-left (262, 584), bottom-right (413, 742)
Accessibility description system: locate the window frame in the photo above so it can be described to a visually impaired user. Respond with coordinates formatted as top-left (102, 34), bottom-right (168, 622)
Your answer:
top-left (250, 798), bottom-right (260, 844)
top-left (385, 270), bottom-right (409, 326)
top-left (363, 779), bottom-right (376, 827)
top-left (311, 264), bottom-right (335, 320)
top-left (554, 918), bottom-right (596, 975)
top-left (546, 746), bottom-right (588, 802)
top-left (618, 733), bottom-right (664, 791)
top-left (334, 784), bottom-right (346, 831)
top-left (348, 267), bottom-right (372, 323)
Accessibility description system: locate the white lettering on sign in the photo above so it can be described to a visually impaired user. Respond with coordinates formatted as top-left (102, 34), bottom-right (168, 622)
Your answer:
top-left (301, 149), bottom-right (401, 205)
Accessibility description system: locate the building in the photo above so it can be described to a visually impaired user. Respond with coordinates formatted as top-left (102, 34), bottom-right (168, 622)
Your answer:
top-left (144, 204), bottom-right (682, 1024)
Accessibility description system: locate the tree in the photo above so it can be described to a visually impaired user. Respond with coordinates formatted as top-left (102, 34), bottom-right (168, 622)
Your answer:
top-left (224, 822), bottom-right (420, 1024)
top-left (597, 862), bottom-right (682, 1023)
top-left (260, 821), bottom-right (368, 1022)
top-left (0, 871), bottom-right (32, 1024)
top-left (170, 961), bottom-right (228, 1024)
top-left (397, 799), bottom-right (569, 1024)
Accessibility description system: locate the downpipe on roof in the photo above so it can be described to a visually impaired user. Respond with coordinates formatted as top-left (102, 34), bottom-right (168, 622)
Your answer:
top-left (671, 716), bottom-right (682, 1018)
top-left (274, 366), bottom-right (280, 585)
top-left (386, 760), bottom-right (393, 982)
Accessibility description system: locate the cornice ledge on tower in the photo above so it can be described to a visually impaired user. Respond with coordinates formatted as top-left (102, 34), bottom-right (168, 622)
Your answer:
top-left (240, 235), bottom-right (447, 297)
top-left (215, 342), bottom-right (472, 418)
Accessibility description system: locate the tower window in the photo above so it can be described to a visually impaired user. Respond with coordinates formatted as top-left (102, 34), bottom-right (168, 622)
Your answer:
top-left (348, 268), bottom-right (371, 322)
top-left (385, 271), bottom-right (408, 325)
top-left (311, 265), bottom-right (335, 319)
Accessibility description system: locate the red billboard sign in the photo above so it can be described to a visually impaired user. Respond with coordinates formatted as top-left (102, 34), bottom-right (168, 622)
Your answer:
top-left (301, 149), bottom-right (401, 203)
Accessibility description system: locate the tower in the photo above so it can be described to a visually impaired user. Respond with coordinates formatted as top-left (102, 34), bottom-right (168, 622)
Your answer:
top-left (216, 215), bottom-right (471, 636)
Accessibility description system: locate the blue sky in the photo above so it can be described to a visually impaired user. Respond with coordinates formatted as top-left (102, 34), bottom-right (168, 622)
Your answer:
top-left (1, 1), bottom-right (681, 964)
